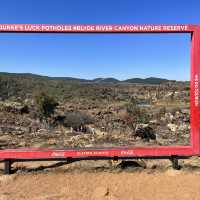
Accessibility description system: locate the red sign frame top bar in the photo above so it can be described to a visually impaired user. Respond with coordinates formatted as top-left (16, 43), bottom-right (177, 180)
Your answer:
top-left (0, 24), bottom-right (199, 160)
top-left (0, 24), bottom-right (196, 33)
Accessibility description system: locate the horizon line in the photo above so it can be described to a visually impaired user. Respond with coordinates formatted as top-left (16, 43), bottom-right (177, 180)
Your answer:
top-left (0, 71), bottom-right (190, 82)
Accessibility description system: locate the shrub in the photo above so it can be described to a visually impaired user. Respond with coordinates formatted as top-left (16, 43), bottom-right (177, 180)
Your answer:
top-left (34, 92), bottom-right (58, 120)
top-left (126, 97), bottom-right (138, 114)
top-left (64, 111), bottom-right (94, 130)
top-left (159, 106), bottom-right (166, 115)
top-left (155, 106), bottom-right (166, 120)
top-left (125, 97), bottom-right (150, 129)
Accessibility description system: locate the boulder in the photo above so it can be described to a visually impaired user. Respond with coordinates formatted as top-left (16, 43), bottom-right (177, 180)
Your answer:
top-left (167, 123), bottom-right (177, 132)
top-left (135, 123), bottom-right (149, 129)
top-left (165, 113), bottom-right (174, 122)
top-left (1, 102), bottom-right (29, 114)
top-left (0, 135), bottom-right (10, 147)
top-left (85, 125), bottom-right (96, 134)
top-left (149, 119), bottom-right (159, 125)
top-left (134, 125), bottom-right (156, 141)
top-left (95, 130), bottom-right (105, 139)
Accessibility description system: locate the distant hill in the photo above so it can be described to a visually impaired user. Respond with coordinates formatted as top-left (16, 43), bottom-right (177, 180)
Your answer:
top-left (0, 72), bottom-right (46, 79)
top-left (92, 78), bottom-right (120, 83)
top-left (0, 72), bottom-right (187, 101)
top-left (0, 72), bottom-right (175, 84)
top-left (0, 72), bottom-right (88, 82)
top-left (51, 77), bottom-right (89, 82)
top-left (124, 77), bottom-right (172, 84)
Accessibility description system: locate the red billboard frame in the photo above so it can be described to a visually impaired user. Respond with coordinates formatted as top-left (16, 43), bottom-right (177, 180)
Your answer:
top-left (0, 24), bottom-right (199, 160)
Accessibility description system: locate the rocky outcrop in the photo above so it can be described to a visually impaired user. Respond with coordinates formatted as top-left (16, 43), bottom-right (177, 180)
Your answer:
top-left (134, 124), bottom-right (156, 141)
top-left (0, 102), bottom-right (29, 114)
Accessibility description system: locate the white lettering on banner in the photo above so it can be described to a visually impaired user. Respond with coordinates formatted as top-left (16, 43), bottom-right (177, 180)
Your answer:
top-left (114, 25), bottom-right (188, 32)
top-left (72, 25), bottom-right (96, 31)
top-left (96, 25), bottom-right (113, 31)
top-left (77, 151), bottom-right (109, 156)
top-left (163, 25), bottom-right (188, 31)
top-left (114, 25), bottom-right (139, 31)
top-left (41, 25), bottom-right (72, 31)
top-left (0, 24), bottom-right (18, 31)
top-left (138, 25), bottom-right (162, 31)
top-left (24, 25), bottom-right (41, 31)
top-left (194, 74), bottom-right (199, 107)
top-left (0, 24), bottom-right (189, 32)
top-left (76, 150), bottom-right (134, 156)
top-left (120, 150), bottom-right (134, 155)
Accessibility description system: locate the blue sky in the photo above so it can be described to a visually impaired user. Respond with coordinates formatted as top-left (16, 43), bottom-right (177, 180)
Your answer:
top-left (0, 0), bottom-right (199, 81)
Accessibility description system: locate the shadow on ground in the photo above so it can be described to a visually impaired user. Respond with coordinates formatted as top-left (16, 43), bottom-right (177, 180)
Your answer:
top-left (1, 158), bottom-right (200, 174)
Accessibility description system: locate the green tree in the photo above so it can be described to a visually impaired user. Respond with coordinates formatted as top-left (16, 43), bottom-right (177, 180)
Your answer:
top-left (34, 92), bottom-right (58, 120)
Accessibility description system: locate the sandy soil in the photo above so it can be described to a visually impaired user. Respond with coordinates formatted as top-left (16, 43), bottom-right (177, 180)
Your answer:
top-left (1, 158), bottom-right (200, 200)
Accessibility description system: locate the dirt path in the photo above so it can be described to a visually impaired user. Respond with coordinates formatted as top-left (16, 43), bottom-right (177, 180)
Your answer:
top-left (1, 159), bottom-right (200, 200)
top-left (1, 171), bottom-right (200, 200)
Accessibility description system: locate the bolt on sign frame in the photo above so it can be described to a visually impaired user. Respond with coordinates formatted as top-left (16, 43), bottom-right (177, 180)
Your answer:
top-left (0, 24), bottom-right (199, 161)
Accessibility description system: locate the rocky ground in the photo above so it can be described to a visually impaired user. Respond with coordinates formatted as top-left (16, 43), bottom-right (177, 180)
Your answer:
top-left (0, 76), bottom-right (190, 148)
top-left (0, 101), bottom-right (190, 149)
